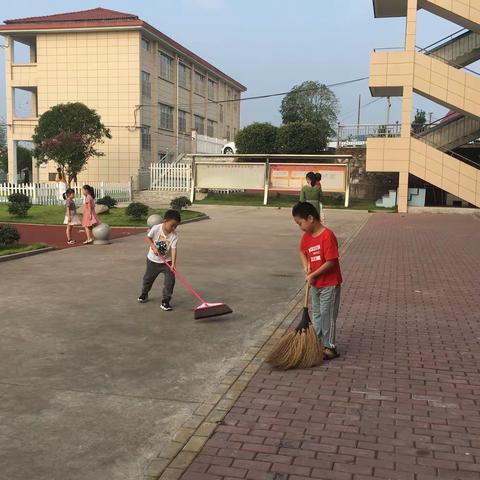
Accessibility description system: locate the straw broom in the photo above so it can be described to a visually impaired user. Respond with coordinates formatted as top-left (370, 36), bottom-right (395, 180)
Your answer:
top-left (267, 283), bottom-right (323, 370)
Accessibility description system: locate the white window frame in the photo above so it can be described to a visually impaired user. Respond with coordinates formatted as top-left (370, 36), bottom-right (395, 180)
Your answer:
top-left (208, 79), bottom-right (216, 101)
top-left (179, 63), bottom-right (190, 89)
top-left (159, 103), bottom-right (174, 131)
top-left (141, 38), bottom-right (150, 51)
top-left (159, 52), bottom-right (173, 81)
top-left (178, 110), bottom-right (188, 134)
top-left (207, 119), bottom-right (215, 137)
top-left (194, 71), bottom-right (205, 96)
top-left (194, 115), bottom-right (205, 135)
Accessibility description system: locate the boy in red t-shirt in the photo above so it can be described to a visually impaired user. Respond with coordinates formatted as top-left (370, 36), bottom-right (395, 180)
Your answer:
top-left (292, 202), bottom-right (342, 360)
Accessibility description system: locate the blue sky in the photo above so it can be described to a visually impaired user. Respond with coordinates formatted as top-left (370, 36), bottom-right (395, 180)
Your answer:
top-left (0, 0), bottom-right (466, 128)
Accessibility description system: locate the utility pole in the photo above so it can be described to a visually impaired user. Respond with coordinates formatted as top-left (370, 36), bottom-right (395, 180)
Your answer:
top-left (386, 96), bottom-right (391, 136)
top-left (356, 94), bottom-right (361, 138)
top-left (428, 112), bottom-right (433, 124)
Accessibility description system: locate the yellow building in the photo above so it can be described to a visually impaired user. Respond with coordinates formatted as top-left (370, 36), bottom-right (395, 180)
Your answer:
top-left (367, 0), bottom-right (480, 211)
top-left (0, 7), bottom-right (246, 184)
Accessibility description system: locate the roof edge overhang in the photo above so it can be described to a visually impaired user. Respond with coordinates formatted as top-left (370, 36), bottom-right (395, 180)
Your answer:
top-left (372, 0), bottom-right (408, 18)
top-left (0, 19), bottom-right (247, 92)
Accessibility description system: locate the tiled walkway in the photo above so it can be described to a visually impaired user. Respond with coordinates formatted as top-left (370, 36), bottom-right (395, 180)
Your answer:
top-left (182, 214), bottom-right (480, 480)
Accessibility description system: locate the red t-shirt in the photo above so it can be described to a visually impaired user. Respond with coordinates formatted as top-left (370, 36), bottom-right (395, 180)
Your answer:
top-left (300, 228), bottom-right (343, 288)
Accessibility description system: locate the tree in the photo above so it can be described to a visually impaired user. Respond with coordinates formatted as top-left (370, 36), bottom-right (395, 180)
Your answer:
top-left (411, 109), bottom-right (427, 134)
top-left (280, 81), bottom-right (339, 134)
top-left (32, 102), bottom-right (111, 184)
top-left (235, 122), bottom-right (278, 154)
top-left (276, 122), bottom-right (328, 154)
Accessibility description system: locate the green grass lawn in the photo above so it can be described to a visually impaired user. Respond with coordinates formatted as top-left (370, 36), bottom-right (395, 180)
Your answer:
top-left (195, 192), bottom-right (395, 211)
top-left (0, 243), bottom-right (47, 257)
top-left (0, 205), bottom-right (206, 226)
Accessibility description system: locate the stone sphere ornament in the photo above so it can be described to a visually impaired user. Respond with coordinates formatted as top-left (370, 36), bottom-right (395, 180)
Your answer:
top-left (147, 214), bottom-right (162, 228)
top-left (92, 223), bottom-right (111, 245)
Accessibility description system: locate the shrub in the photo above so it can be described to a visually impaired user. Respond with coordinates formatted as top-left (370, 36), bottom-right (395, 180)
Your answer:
top-left (126, 202), bottom-right (149, 220)
top-left (277, 122), bottom-right (328, 154)
top-left (7, 192), bottom-right (32, 217)
top-left (97, 195), bottom-right (118, 209)
top-left (235, 122), bottom-right (278, 154)
top-left (170, 196), bottom-right (192, 211)
top-left (0, 225), bottom-right (20, 245)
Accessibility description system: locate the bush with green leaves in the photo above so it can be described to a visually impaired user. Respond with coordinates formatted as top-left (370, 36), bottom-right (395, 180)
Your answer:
top-left (126, 202), bottom-right (149, 220)
top-left (7, 192), bottom-right (32, 217)
top-left (96, 195), bottom-right (117, 209)
top-left (235, 122), bottom-right (278, 154)
top-left (276, 121), bottom-right (328, 154)
top-left (0, 225), bottom-right (20, 246)
top-left (170, 196), bottom-right (192, 211)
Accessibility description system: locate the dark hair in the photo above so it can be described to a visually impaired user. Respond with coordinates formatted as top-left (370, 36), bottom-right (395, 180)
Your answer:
top-left (315, 172), bottom-right (322, 182)
top-left (292, 201), bottom-right (320, 221)
top-left (164, 209), bottom-right (181, 223)
top-left (306, 172), bottom-right (317, 187)
top-left (82, 184), bottom-right (95, 199)
top-left (62, 188), bottom-right (75, 200)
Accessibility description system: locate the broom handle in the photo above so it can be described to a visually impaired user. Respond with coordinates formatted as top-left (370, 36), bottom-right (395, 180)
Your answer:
top-left (304, 282), bottom-right (310, 308)
top-left (155, 251), bottom-right (206, 304)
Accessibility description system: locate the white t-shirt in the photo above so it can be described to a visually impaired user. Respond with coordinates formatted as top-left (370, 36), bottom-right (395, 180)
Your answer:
top-left (147, 223), bottom-right (178, 263)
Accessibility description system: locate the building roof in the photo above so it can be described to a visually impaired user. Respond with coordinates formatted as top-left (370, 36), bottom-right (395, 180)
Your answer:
top-left (1, 8), bottom-right (246, 91)
top-left (5, 8), bottom-right (139, 24)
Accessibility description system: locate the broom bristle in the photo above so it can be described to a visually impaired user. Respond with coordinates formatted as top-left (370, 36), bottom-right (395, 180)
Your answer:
top-left (266, 331), bottom-right (297, 368)
top-left (267, 325), bottom-right (323, 370)
top-left (194, 303), bottom-right (232, 319)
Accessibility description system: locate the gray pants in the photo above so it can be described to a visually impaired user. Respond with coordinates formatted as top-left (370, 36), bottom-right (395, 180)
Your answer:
top-left (141, 259), bottom-right (175, 301)
top-left (311, 285), bottom-right (341, 349)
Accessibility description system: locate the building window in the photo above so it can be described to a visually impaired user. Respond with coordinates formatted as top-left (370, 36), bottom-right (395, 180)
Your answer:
top-left (226, 125), bottom-right (231, 141)
top-left (194, 72), bottom-right (205, 96)
top-left (234, 93), bottom-right (239, 112)
top-left (233, 127), bottom-right (237, 139)
top-left (208, 79), bottom-right (216, 101)
top-left (159, 53), bottom-right (173, 81)
top-left (178, 110), bottom-right (188, 134)
top-left (227, 88), bottom-right (231, 110)
top-left (207, 119), bottom-right (216, 137)
top-left (194, 115), bottom-right (205, 135)
top-left (141, 71), bottom-right (151, 98)
top-left (141, 38), bottom-right (150, 51)
top-left (141, 126), bottom-right (151, 151)
top-left (179, 63), bottom-right (190, 89)
top-left (158, 151), bottom-right (167, 162)
top-left (219, 104), bottom-right (224, 123)
top-left (159, 103), bottom-right (174, 130)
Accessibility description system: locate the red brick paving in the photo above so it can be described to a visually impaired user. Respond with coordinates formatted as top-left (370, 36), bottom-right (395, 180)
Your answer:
top-left (5, 223), bottom-right (145, 249)
top-left (182, 214), bottom-right (480, 480)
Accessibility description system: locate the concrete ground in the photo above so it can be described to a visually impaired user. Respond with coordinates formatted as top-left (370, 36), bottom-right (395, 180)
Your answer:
top-left (0, 206), bottom-right (367, 480)
top-left (183, 213), bottom-right (480, 480)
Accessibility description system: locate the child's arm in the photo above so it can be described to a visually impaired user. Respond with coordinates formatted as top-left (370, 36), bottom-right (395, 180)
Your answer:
top-left (145, 236), bottom-right (160, 256)
top-left (171, 248), bottom-right (177, 270)
top-left (299, 249), bottom-right (309, 274)
top-left (299, 187), bottom-right (305, 202)
top-left (307, 261), bottom-right (335, 284)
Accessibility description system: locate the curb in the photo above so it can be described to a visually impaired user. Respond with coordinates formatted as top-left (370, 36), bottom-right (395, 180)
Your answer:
top-left (0, 246), bottom-right (55, 263)
top-left (0, 214), bottom-right (209, 229)
top-left (143, 213), bottom-right (372, 480)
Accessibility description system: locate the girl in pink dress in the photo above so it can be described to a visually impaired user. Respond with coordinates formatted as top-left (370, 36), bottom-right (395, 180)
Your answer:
top-left (81, 185), bottom-right (100, 245)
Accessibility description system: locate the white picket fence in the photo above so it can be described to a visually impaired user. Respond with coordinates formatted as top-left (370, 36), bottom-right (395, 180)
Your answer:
top-left (150, 163), bottom-right (191, 191)
top-left (0, 182), bottom-right (132, 205)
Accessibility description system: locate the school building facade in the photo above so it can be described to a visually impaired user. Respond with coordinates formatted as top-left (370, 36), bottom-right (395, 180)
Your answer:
top-left (0, 7), bottom-right (246, 184)
top-left (367, 0), bottom-right (480, 212)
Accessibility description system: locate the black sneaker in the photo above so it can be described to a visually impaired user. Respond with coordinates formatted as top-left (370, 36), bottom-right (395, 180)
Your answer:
top-left (160, 300), bottom-right (172, 311)
top-left (137, 293), bottom-right (148, 303)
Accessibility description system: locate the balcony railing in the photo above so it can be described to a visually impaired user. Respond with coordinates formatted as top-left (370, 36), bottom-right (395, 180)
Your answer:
top-left (335, 123), bottom-right (401, 147)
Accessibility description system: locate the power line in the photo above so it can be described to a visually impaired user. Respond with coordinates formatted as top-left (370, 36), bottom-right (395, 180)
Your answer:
top-left (139, 76), bottom-right (369, 110)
